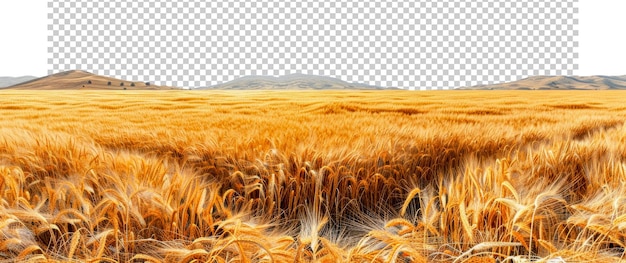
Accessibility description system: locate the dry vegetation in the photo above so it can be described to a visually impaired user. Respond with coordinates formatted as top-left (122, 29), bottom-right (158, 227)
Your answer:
top-left (1, 90), bottom-right (626, 262)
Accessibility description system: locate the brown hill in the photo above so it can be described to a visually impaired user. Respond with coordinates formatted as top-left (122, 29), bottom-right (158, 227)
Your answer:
top-left (458, 75), bottom-right (626, 90)
top-left (4, 70), bottom-right (179, 90)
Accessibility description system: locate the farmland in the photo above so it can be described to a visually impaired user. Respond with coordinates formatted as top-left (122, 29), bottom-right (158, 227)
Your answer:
top-left (1, 90), bottom-right (626, 262)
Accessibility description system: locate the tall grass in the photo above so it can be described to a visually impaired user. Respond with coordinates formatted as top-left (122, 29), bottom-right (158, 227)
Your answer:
top-left (0, 90), bottom-right (625, 261)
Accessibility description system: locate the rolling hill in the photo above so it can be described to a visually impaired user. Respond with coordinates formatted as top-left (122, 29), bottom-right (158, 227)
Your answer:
top-left (0, 76), bottom-right (38, 88)
top-left (3, 70), bottom-right (178, 90)
top-left (197, 74), bottom-right (391, 90)
top-left (458, 75), bottom-right (626, 90)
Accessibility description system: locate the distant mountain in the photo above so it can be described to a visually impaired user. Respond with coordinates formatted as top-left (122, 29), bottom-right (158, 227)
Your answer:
top-left (4, 70), bottom-right (178, 90)
top-left (458, 75), bottom-right (626, 90)
top-left (0, 76), bottom-right (38, 88)
top-left (197, 74), bottom-right (391, 90)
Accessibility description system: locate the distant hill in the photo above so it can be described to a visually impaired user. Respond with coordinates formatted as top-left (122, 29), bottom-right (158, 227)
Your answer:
top-left (458, 75), bottom-right (626, 90)
top-left (0, 76), bottom-right (38, 88)
top-left (197, 74), bottom-right (391, 90)
top-left (3, 70), bottom-right (178, 90)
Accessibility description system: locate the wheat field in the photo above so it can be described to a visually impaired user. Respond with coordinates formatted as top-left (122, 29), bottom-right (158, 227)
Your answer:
top-left (1, 90), bottom-right (626, 262)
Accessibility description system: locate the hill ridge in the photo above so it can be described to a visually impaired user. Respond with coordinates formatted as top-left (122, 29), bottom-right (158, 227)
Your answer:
top-left (0, 76), bottom-right (39, 88)
top-left (459, 75), bottom-right (626, 90)
top-left (197, 74), bottom-right (391, 90)
top-left (4, 70), bottom-right (178, 90)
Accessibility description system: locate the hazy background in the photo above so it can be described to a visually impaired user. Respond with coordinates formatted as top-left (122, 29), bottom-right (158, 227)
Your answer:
top-left (0, 1), bottom-right (623, 86)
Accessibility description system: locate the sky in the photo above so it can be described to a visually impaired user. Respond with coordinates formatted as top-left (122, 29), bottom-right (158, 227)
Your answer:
top-left (0, 1), bottom-right (624, 78)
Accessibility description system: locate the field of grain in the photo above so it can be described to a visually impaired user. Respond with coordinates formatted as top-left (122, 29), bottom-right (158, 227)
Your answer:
top-left (1, 90), bottom-right (626, 262)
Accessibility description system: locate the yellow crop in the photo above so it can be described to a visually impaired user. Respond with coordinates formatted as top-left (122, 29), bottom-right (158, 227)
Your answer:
top-left (0, 90), bottom-right (625, 262)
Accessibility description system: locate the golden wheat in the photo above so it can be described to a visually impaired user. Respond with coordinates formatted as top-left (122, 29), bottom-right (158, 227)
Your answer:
top-left (0, 90), bottom-right (626, 262)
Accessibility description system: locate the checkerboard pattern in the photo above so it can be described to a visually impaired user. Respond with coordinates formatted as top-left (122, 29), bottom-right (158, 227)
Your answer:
top-left (47, 0), bottom-right (578, 90)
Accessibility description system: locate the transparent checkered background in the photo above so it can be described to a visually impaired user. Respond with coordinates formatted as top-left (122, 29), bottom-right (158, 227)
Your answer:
top-left (47, 1), bottom-right (578, 90)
